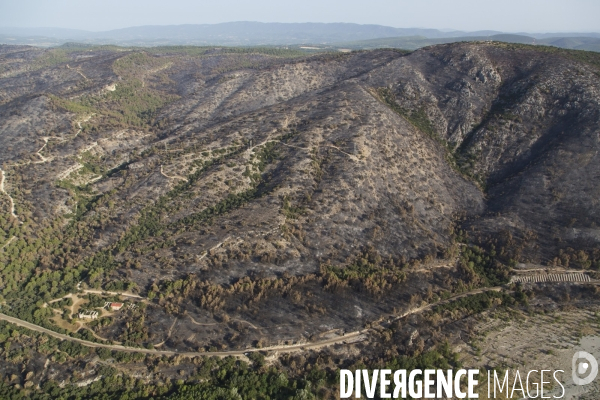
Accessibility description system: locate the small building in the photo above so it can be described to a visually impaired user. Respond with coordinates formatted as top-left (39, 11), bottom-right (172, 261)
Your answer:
top-left (109, 302), bottom-right (124, 311)
top-left (78, 310), bottom-right (98, 320)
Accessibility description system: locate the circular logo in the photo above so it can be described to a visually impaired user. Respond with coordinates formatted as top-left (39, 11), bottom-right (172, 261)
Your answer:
top-left (572, 351), bottom-right (599, 386)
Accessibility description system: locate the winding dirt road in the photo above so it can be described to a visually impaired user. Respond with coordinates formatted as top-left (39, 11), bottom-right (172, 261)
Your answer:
top-left (280, 141), bottom-right (359, 161)
top-left (0, 168), bottom-right (19, 221)
top-left (81, 289), bottom-right (143, 299)
top-left (160, 165), bottom-right (189, 182)
top-left (0, 236), bottom-right (16, 250)
top-left (66, 64), bottom-right (88, 81)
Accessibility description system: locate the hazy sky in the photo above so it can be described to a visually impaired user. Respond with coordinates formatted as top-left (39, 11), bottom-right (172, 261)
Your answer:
top-left (1, 0), bottom-right (599, 33)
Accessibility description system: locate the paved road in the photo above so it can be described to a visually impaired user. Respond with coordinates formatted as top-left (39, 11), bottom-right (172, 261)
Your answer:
top-left (0, 286), bottom-right (504, 358)
top-left (2, 281), bottom-right (594, 358)
top-left (0, 311), bottom-right (366, 358)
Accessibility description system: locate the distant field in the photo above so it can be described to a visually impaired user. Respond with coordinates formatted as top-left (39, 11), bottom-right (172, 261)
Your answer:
top-left (332, 33), bottom-right (600, 52)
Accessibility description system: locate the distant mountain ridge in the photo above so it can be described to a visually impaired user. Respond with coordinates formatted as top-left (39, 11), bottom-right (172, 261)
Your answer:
top-left (334, 34), bottom-right (600, 52)
top-left (0, 22), bottom-right (599, 50)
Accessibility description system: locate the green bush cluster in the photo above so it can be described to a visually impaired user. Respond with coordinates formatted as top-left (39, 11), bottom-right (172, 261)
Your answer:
top-left (433, 290), bottom-right (525, 315)
top-left (322, 248), bottom-right (406, 295)
top-left (459, 245), bottom-right (511, 287)
top-left (0, 354), bottom-right (326, 400)
top-left (387, 341), bottom-right (461, 371)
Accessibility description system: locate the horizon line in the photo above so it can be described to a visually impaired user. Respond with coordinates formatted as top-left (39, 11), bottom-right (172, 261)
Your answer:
top-left (0, 22), bottom-right (599, 36)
